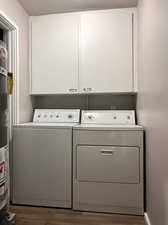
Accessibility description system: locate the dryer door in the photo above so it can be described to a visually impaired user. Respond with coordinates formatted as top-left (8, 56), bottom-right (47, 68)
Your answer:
top-left (76, 145), bottom-right (140, 184)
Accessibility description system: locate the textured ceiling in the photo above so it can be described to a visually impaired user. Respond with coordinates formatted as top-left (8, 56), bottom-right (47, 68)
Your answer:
top-left (18, 0), bottom-right (138, 16)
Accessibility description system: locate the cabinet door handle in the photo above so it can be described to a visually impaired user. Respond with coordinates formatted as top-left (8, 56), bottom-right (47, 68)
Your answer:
top-left (100, 149), bottom-right (115, 155)
top-left (69, 88), bottom-right (77, 93)
top-left (87, 88), bottom-right (92, 92)
top-left (83, 88), bottom-right (92, 92)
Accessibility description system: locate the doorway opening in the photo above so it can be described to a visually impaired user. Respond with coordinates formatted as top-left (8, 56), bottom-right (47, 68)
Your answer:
top-left (0, 10), bottom-right (19, 205)
top-left (0, 10), bottom-right (19, 136)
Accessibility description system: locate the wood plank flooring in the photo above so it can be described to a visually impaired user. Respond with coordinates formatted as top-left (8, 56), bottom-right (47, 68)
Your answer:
top-left (9, 205), bottom-right (145, 225)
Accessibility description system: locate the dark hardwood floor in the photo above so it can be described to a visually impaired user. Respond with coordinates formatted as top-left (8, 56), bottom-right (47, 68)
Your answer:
top-left (9, 205), bottom-right (145, 225)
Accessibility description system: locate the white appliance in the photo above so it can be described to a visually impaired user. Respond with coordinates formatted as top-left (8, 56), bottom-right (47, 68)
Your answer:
top-left (73, 110), bottom-right (144, 215)
top-left (12, 109), bottom-right (80, 208)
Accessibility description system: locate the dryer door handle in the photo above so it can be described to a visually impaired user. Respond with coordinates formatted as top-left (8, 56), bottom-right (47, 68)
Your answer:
top-left (100, 149), bottom-right (115, 155)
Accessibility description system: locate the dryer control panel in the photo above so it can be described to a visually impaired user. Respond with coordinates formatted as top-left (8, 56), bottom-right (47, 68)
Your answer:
top-left (33, 109), bottom-right (80, 123)
top-left (81, 110), bottom-right (136, 125)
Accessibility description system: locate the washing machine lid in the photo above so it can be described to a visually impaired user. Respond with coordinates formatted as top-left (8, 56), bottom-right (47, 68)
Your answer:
top-left (13, 122), bottom-right (79, 128)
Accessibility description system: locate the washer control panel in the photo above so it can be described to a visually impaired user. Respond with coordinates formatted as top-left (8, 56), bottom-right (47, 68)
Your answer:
top-left (33, 109), bottom-right (80, 123)
top-left (81, 110), bottom-right (136, 125)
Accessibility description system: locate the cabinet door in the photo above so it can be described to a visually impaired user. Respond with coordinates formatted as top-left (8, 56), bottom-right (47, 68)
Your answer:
top-left (30, 13), bottom-right (79, 94)
top-left (80, 9), bottom-right (134, 93)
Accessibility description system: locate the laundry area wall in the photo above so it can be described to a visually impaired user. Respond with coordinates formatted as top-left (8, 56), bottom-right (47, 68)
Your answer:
top-left (137, 0), bottom-right (168, 224)
top-left (31, 94), bottom-right (136, 110)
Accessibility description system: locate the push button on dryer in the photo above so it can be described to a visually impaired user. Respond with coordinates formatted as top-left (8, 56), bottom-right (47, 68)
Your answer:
top-left (88, 115), bottom-right (93, 120)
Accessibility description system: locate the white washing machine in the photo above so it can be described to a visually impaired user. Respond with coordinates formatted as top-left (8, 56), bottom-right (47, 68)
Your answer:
top-left (12, 109), bottom-right (80, 208)
top-left (73, 110), bottom-right (144, 215)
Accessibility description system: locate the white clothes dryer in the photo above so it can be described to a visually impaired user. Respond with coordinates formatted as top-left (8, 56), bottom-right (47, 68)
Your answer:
top-left (73, 110), bottom-right (144, 215)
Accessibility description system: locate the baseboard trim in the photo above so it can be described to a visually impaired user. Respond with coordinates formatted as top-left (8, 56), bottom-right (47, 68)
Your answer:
top-left (144, 213), bottom-right (152, 225)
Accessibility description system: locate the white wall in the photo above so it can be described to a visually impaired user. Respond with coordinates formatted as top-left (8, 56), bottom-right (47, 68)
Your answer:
top-left (0, 0), bottom-right (32, 123)
top-left (137, 0), bottom-right (168, 225)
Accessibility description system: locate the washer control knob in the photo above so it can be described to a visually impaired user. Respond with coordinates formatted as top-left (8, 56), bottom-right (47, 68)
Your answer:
top-left (55, 114), bottom-right (59, 118)
top-left (37, 114), bottom-right (41, 118)
top-left (68, 114), bottom-right (73, 119)
top-left (127, 115), bottom-right (131, 120)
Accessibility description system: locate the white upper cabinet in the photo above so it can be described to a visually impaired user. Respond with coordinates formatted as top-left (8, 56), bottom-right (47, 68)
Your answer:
top-left (30, 13), bottom-right (79, 94)
top-left (30, 9), bottom-right (136, 94)
top-left (79, 9), bottom-right (135, 93)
